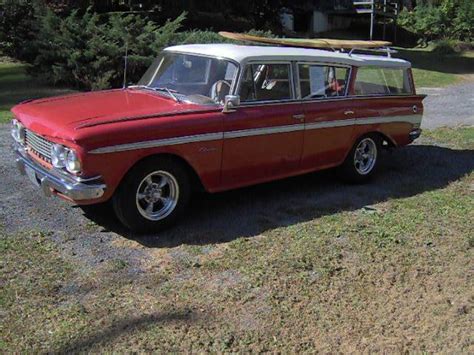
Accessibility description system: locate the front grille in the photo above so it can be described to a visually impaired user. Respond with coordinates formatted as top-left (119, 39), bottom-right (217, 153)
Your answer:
top-left (25, 129), bottom-right (52, 163)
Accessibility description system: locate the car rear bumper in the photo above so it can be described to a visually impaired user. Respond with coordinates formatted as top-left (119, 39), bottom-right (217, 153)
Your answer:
top-left (14, 144), bottom-right (106, 201)
top-left (409, 128), bottom-right (422, 141)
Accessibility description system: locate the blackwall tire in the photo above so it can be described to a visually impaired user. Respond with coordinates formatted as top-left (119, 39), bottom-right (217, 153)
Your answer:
top-left (112, 157), bottom-right (191, 233)
top-left (338, 134), bottom-right (381, 184)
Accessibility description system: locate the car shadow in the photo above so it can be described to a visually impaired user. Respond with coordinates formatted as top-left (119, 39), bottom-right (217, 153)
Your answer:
top-left (82, 144), bottom-right (474, 248)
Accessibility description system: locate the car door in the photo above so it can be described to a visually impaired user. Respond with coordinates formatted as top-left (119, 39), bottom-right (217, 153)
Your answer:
top-left (220, 62), bottom-right (305, 188)
top-left (297, 63), bottom-right (356, 170)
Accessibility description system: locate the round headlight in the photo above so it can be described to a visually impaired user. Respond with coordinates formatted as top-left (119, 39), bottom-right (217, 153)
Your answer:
top-left (11, 119), bottom-right (18, 139)
top-left (51, 144), bottom-right (67, 168)
top-left (11, 119), bottom-right (25, 143)
top-left (65, 149), bottom-right (81, 174)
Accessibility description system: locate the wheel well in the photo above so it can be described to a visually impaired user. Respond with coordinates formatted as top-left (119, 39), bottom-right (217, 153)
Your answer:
top-left (341, 131), bottom-right (396, 164)
top-left (373, 131), bottom-right (397, 149)
top-left (127, 153), bottom-right (205, 192)
top-left (360, 131), bottom-right (396, 149)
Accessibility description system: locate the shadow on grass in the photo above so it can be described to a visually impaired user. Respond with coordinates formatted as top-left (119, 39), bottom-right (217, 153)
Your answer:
top-left (82, 144), bottom-right (474, 248)
top-left (52, 310), bottom-right (198, 353)
top-left (0, 61), bottom-right (75, 123)
top-left (395, 49), bottom-right (474, 75)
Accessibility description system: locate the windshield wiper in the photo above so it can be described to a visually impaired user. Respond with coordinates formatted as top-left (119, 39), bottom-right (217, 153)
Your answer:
top-left (128, 84), bottom-right (154, 90)
top-left (154, 87), bottom-right (181, 103)
top-left (129, 85), bottom-right (182, 103)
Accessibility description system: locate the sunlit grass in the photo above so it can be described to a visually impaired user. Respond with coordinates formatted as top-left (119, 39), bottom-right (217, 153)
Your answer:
top-left (395, 48), bottom-right (474, 88)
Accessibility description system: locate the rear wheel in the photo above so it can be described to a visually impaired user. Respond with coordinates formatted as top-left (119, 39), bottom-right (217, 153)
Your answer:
top-left (112, 158), bottom-right (191, 233)
top-left (338, 134), bottom-right (381, 183)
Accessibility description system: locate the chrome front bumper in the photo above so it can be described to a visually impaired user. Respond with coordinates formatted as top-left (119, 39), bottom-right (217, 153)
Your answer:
top-left (14, 144), bottom-right (106, 201)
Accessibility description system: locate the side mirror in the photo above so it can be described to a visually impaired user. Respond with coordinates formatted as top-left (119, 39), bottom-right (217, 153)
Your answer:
top-left (222, 95), bottom-right (240, 113)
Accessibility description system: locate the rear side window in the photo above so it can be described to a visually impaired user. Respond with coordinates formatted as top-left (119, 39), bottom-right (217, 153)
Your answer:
top-left (298, 64), bottom-right (349, 99)
top-left (354, 67), bottom-right (412, 95)
top-left (239, 63), bottom-right (292, 102)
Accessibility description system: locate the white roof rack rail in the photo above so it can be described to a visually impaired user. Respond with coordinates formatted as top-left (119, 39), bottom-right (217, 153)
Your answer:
top-left (348, 47), bottom-right (398, 58)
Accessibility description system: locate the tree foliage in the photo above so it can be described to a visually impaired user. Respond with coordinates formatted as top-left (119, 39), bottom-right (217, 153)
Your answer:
top-left (0, 0), bottom-right (40, 61)
top-left (30, 9), bottom-right (188, 89)
top-left (398, 0), bottom-right (474, 44)
top-left (21, 6), bottom-right (273, 90)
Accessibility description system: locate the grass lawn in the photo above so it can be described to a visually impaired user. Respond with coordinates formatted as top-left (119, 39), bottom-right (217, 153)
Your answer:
top-left (1, 127), bottom-right (473, 352)
top-left (0, 58), bottom-right (75, 123)
top-left (395, 48), bottom-right (474, 88)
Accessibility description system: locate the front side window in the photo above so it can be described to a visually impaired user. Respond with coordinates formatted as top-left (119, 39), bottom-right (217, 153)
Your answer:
top-left (239, 63), bottom-right (292, 102)
top-left (354, 67), bottom-right (412, 96)
top-left (137, 52), bottom-right (238, 104)
top-left (298, 64), bottom-right (349, 99)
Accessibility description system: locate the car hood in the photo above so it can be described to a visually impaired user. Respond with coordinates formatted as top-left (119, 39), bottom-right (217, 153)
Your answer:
top-left (11, 88), bottom-right (210, 140)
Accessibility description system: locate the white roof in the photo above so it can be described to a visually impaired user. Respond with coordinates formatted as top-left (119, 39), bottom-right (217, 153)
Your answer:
top-left (164, 44), bottom-right (411, 68)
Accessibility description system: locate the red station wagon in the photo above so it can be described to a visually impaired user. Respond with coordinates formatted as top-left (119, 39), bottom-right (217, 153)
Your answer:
top-left (11, 44), bottom-right (425, 232)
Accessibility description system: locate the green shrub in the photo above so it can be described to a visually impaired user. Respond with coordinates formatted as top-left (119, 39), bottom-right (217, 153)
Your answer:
top-left (171, 30), bottom-right (232, 45)
top-left (28, 6), bottom-right (274, 90)
top-left (432, 39), bottom-right (458, 54)
top-left (431, 39), bottom-right (473, 54)
top-left (2, 0), bottom-right (276, 91)
top-left (399, 0), bottom-right (474, 44)
top-left (30, 9), bottom-right (187, 90)
top-left (170, 29), bottom-right (274, 46)
top-left (452, 0), bottom-right (474, 41)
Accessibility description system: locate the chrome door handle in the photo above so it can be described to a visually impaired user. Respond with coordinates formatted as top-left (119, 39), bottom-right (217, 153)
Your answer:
top-left (292, 114), bottom-right (305, 120)
top-left (344, 110), bottom-right (355, 115)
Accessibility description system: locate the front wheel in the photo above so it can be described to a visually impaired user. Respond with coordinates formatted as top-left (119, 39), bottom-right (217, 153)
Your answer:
top-left (338, 134), bottom-right (381, 183)
top-left (112, 158), bottom-right (191, 233)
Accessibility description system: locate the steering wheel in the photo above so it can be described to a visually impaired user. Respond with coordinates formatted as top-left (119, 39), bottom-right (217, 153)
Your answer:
top-left (209, 80), bottom-right (232, 103)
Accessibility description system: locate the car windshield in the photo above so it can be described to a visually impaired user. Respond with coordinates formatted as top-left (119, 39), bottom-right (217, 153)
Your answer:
top-left (137, 52), bottom-right (238, 104)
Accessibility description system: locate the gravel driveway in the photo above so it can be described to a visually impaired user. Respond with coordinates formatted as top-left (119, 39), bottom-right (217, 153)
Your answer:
top-left (419, 81), bottom-right (474, 129)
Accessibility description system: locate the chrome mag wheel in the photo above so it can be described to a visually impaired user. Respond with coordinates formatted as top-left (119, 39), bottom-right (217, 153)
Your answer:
top-left (354, 137), bottom-right (377, 175)
top-left (135, 171), bottom-right (179, 221)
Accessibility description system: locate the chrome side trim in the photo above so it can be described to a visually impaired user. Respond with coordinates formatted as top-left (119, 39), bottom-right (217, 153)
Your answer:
top-left (355, 114), bottom-right (422, 127)
top-left (89, 132), bottom-right (223, 154)
top-left (89, 115), bottom-right (422, 154)
top-left (305, 114), bottom-right (422, 130)
top-left (224, 123), bottom-right (305, 139)
top-left (306, 118), bottom-right (356, 130)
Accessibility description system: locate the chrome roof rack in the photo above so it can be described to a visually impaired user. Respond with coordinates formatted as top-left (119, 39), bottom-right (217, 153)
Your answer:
top-left (348, 47), bottom-right (397, 58)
